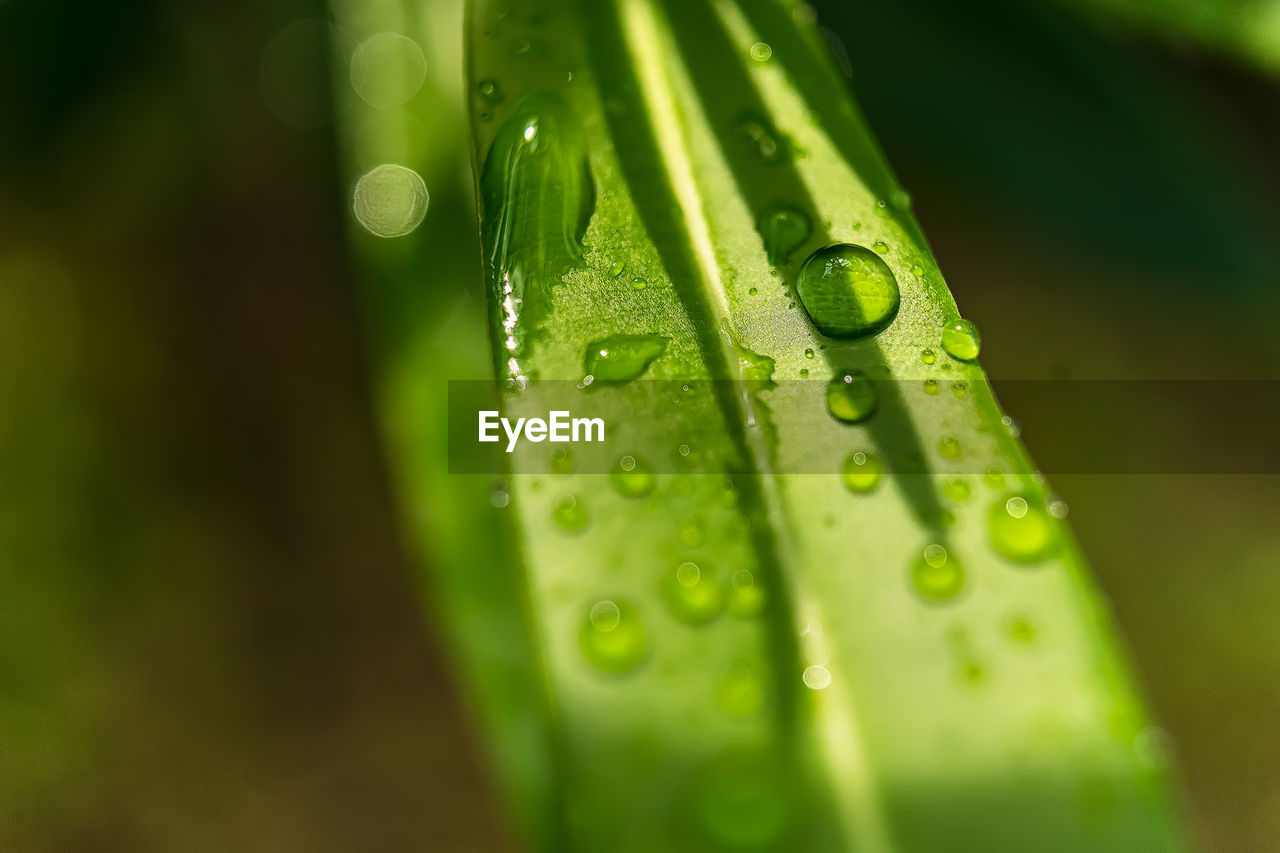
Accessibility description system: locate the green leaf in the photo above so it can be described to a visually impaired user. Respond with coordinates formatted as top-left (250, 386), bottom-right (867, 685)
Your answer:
top-left (358, 0), bottom-right (1188, 849)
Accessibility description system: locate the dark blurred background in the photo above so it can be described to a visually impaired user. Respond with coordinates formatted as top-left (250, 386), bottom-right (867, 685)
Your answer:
top-left (0, 0), bottom-right (1277, 850)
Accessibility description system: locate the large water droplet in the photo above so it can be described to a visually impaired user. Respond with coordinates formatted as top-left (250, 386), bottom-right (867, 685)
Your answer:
top-left (826, 370), bottom-right (877, 422)
top-left (583, 334), bottom-right (668, 383)
top-left (758, 204), bottom-right (812, 266)
top-left (941, 318), bottom-right (982, 361)
top-left (580, 599), bottom-right (648, 674)
top-left (987, 494), bottom-right (1058, 564)
top-left (796, 244), bottom-right (900, 339)
top-left (352, 164), bottom-right (429, 238)
top-left (611, 454), bottom-right (655, 498)
top-left (662, 561), bottom-right (724, 625)
top-left (910, 544), bottom-right (965, 602)
top-left (841, 451), bottom-right (882, 493)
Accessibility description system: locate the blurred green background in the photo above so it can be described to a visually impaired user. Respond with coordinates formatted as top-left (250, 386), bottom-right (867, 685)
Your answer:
top-left (0, 0), bottom-right (1277, 850)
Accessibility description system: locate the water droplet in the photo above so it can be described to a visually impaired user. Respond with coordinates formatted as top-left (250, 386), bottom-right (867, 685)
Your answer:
top-left (611, 454), bottom-right (655, 498)
top-left (350, 32), bottom-right (427, 108)
top-left (580, 599), bottom-right (648, 673)
top-left (758, 205), bottom-right (812, 266)
top-left (736, 346), bottom-right (776, 387)
top-left (911, 264), bottom-right (925, 277)
top-left (608, 259), bottom-right (626, 277)
top-left (353, 164), bottom-right (429, 238)
top-left (804, 348), bottom-right (815, 359)
top-left (1048, 498), bottom-right (1069, 518)
top-left (984, 467), bottom-right (1006, 489)
top-left (938, 435), bottom-right (961, 459)
top-left (951, 381), bottom-right (968, 398)
top-left (1001, 415), bottom-right (1021, 437)
top-left (678, 443), bottom-right (692, 457)
top-left (631, 277), bottom-right (647, 290)
top-left (872, 240), bottom-right (889, 254)
top-left (988, 494), bottom-right (1058, 564)
top-left (552, 493), bottom-right (588, 533)
top-left (550, 447), bottom-right (573, 474)
top-left (799, 368), bottom-right (809, 378)
top-left (490, 484), bottom-right (510, 508)
top-left (737, 112), bottom-right (791, 166)
top-left (662, 561), bottom-right (724, 625)
top-left (717, 663), bottom-right (765, 716)
top-left (748, 286), bottom-right (758, 295)
top-left (941, 318), bottom-right (982, 361)
top-left (826, 370), bottom-right (877, 423)
top-left (889, 189), bottom-right (912, 210)
top-left (728, 569), bottom-right (766, 617)
top-left (942, 476), bottom-right (971, 502)
top-left (922, 379), bottom-right (939, 395)
top-left (796, 244), bottom-right (900, 339)
top-left (802, 664), bottom-right (832, 690)
top-left (477, 78), bottom-right (505, 105)
top-left (841, 451), bottom-right (882, 493)
top-left (920, 348), bottom-right (936, 364)
top-left (583, 334), bottom-right (668, 383)
top-left (910, 544), bottom-right (965, 602)
top-left (749, 41), bottom-right (773, 63)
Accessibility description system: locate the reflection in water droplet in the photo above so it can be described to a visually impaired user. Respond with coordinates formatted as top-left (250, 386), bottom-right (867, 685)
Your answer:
top-left (552, 493), bottom-right (588, 533)
top-left (826, 371), bottom-right (877, 423)
top-left (350, 32), bottom-right (427, 108)
top-left (611, 454), bottom-right (655, 498)
top-left (911, 544), bottom-right (965, 602)
top-left (842, 451), bottom-right (882, 493)
top-left (580, 599), bottom-right (648, 673)
top-left (352, 164), bottom-right (429, 237)
top-left (796, 244), bottom-right (899, 339)
top-left (663, 561), bottom-right (724, 625)
top-left (988, 494), bottom-right (1058, 564)
top-left (941, 318), bottom-right (982, 361)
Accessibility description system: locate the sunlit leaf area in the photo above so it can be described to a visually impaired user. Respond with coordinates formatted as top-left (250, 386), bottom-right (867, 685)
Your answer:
top-left (1, 0), bottom-right (1278, 850)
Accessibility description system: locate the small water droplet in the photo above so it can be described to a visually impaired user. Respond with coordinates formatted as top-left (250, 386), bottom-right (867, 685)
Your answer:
top-left (1001, 415), bottom-right (1021, 437)
top-left (942, 475), bottom-right (971, 502)
top-left (737, 112), bottom-right (791, 165)
top-left (678, 443), bottom-right (692, 457)
top-left (804, 348), bottom-right (815, 359)
top-left (941, 318), bottom-right (982, 361)
top-left (988, 494), bottom-right (1057, 563)
top-left (889, 189), bottom-right (912, 210)
top-left (799, 368), bottom-right (809, 378)
top-left (922, 379), bottom-right (939, 395)
top-left (353, 164), bottom-right (429, 238)
top-left (631, 277), bottom-right (647, 290)
top-left (826, 370), bottom-right (877, 423)
top-left (490, 484), bottom-right (510, 508)
top-left (749, 41), bottom-right (773, 63)
top-left (802, 664), bottom-right (832, 690)
top-left (583, 334), bottom-right (668, 383)
top-left (611, 454), bottom-right (655, 498)
top-left (951, 381), bottom-right (968, 398)
top-left (550, 447), bottom-right (573, 474)
top-left (728, 569), bottom-right (766, 617)
top-left (984, 467), bottom-right (1006, 489)
top-left (920, 348), bottom-right (936, 364)
top-left (757, 205), bottom-right (812, 267)
top-left (871, 240), bottom-right (889, 254)
top-left (552, 493), bottom-right (588, 533)
top-left (938, 435), bottom-right (961, 459)
top-left (477, 78), bottom-right (505, 105)
top-left (911, 544), bottom-right (965, 602)
top-left (1048, 498), bottom-right (1069, 518)
top-left (796, 244), bottom-right (899, 339)
top-left (608, 259), bottom-right (626, 277)
top-left (580, 599), bottom-right (648, 673)
top-left (663, 561), bottom-right (724, 625)
top-left (841, 451), bottom-right (882, 493)
top-left (350, 32), bottom-right (427, 109)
